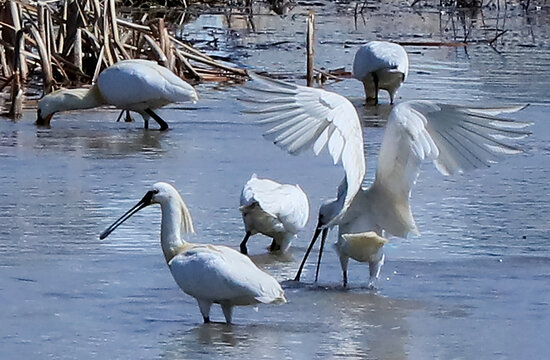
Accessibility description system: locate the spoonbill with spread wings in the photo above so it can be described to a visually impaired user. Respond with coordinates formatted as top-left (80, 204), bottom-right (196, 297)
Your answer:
top-left (240, 73), bottom-right (530, 285)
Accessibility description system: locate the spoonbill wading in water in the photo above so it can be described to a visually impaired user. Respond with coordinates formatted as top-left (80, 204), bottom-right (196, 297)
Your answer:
top-left (335, 231), bottom-right (388, 288)
top-left (353, 41), bottom-right (409, 105)
top-left (239, 173), bottom-right (309, 255)
top-left (37, 59), bottom-right (198, 130)
top-left (100, 182), bottom-right (286, 324)
top-left (240, 73), bottom-right (530, 286)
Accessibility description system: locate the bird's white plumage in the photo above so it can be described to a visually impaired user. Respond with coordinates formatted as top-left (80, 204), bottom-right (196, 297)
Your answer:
top-left (352, 41), bottom-right (409, 103)
top-left (335, 231), bottom-right (388, 287)
top-left (239, 174), bottom-right (309, 253)
top-left (97, 59), bottom-right (198, 110)
top-left (353, 41), bottom-right (409, 80)
top-left (240, 73), bottom-right (530, 283)
top-left (101, 182), bottom-right (285, 323)
top-left (37, 59), bottom-right (198, 129)
top-left (361, 101), bottom-right (530, 237)
top-left (241, 74), bottom-right (365, 226)
top-left (170, 243), bottom-right (286, 304)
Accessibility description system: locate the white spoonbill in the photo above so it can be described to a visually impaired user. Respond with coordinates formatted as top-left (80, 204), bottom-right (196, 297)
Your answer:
top-left (335, 232), bottom-right (388, 288)
top-left (100, 182), bottom-right (286, 324)
top-left (37, 59), bottom-right (198, 130)
top-left (239, 173), bottom-right (309, 255)
top-left (240, 73), bottom-right (530, 284)
top-left (353, 41), bottom-right (409, 105)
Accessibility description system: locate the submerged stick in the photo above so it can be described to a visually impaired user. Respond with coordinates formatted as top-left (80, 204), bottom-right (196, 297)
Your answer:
top-left (397, 41), bottom-right (467, 47)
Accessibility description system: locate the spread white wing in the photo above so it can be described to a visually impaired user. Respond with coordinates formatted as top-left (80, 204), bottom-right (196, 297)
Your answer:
top-left (240, 73), bottom-right (366, 226)
top-left (367, 100), bottom-right (530, 237)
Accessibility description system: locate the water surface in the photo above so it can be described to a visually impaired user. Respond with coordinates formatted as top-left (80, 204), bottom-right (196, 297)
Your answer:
top-left (1, 2), bottom-right (550, 359)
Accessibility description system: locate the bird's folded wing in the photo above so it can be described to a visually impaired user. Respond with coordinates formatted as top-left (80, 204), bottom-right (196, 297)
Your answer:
top-left (170, 245), bottom-right (285, 303)
top-left (372, 100), bottom-right (530, 233)
top-left (240, 73), bottom-right (366, 224)
top-left (98, 60), bottom-right (197, 105)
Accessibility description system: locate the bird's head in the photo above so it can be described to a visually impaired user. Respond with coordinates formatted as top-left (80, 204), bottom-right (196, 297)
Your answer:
top-left (36, 89), bottom-right (89, 126)
top-left (36, 93), bottom-right (59, 126)
top-left (317, 200), bottom-right (341, 230)
top-left (99, 182), bottom-right (194, 240)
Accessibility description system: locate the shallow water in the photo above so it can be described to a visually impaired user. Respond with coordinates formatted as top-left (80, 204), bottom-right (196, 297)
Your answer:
top-left (1, 2), bottom-right (550, 359)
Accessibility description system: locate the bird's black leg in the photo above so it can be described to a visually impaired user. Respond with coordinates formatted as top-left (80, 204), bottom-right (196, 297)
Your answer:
top-left (295, 225), bottom-right (322, 281)
top-left (372, 72), bottom-right (379, 105)
top-left (116, 110), bottom-right (125, 122)
top-left (144, 108), bottom-right (169, 131)
top-left (343, 271), bottom-right (348, 288)
top-left (269, 239), bottom-right (280, 252)
top-left (240, 232), bottom-right (251, 255)
top-left (314, 228), bottom-right (328, 282)
top-left (203, 316), bottom-right (210, 323)
top-left (124, 110), bottom-right (133, 122)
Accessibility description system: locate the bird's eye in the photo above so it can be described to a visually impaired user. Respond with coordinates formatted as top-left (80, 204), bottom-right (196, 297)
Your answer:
top-left (153, 189), bottom-right (159, 194)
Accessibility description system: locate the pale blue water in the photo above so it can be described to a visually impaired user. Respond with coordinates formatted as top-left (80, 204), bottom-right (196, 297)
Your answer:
top-left (1, 2), bottom-right (550, 359)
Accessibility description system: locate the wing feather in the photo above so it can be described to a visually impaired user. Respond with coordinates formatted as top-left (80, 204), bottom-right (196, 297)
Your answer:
top-left (240, 73), bottom-right (366, 224)
top-left (369, 100), bottom-right (530, 237)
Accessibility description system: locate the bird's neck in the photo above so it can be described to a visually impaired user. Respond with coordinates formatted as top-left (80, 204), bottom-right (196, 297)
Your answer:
top-left (323, 179), bottom-right (348, 227)
top-left (159, 201), bottom-right (188, 264)
top-left (58, 85), bottom-right (106, 112)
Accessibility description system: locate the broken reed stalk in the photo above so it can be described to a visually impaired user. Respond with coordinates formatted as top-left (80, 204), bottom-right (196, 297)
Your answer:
top-left (74, 28), bottom-right (83, 83)
top-left (28, 25), bottom-right (53, 93)
top-left (9, 1), bottom-right (28, 80)
top-left (108, 0), bottom-right (130, 60)
top-left (306, 10), bottom-right (315, 87)
top-left (8, 28), bottom-right (25, 118)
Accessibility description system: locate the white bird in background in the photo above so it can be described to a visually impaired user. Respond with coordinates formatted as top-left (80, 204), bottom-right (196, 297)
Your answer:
top-left (335, 231), bottom-right (388, 288)
top-left (37, 59), bottom-right (198, 130)
top-left (239, 173), bottom-right (309, 255)
top-left (353, 41), bottom-right (409, 105)
top-left (240, 73), bottom-right (530, 286)
top-left (100, 182), bottom-right (286, 324)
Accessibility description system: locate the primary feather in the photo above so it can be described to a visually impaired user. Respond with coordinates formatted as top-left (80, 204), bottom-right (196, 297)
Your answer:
top-left (241, 73), bottom-right (365, 227)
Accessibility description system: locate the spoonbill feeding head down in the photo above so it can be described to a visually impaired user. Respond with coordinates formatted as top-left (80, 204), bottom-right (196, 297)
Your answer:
top-left (240, 72), bottom-right (531, 287)
top-left (37, 59), bottom-right (198, 130)
top-left (239, 173), bottom-right (309, 255)
top-left (352, 41), bottom-right (409, 105)
top-left (100, 182), bottom-right (286, 324)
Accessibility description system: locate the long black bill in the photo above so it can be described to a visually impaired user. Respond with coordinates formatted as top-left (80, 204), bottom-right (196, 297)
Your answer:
top-left (314, 228), bottom-right (329, 282)
top-left (99, 191), bottom-right (154, 240)
top-left (294, 220), bottom-right (323, 282)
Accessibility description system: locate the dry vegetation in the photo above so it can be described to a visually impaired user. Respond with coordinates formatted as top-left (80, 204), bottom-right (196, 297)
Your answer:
top-left (0, 0), bottom-right (247, 118)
